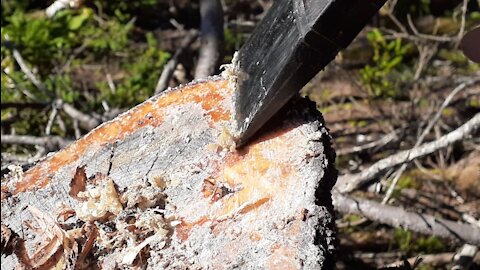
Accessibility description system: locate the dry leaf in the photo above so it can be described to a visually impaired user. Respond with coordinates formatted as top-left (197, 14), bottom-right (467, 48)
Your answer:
top-left (77, 223), bottom-right (98, 265)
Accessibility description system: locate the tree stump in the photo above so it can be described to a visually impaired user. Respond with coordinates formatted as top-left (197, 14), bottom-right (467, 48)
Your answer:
top-left (1, 76), bottom-right (337, 269)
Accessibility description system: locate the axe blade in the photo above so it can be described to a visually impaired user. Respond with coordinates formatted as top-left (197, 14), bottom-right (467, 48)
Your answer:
top-left (233, 0), bottom-right (386, 146)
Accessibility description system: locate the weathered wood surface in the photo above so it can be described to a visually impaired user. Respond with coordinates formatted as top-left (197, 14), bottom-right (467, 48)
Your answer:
top-left (1, 77), bottom-right (337, 269)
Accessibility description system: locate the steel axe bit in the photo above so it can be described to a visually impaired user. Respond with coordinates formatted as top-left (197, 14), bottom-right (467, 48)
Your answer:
top-left (232, 0), bottom-right (386, 146)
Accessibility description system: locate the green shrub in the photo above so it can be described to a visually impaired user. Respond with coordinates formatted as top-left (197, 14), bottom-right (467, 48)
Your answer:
top-left (360, 29), bottom-right (413, 99)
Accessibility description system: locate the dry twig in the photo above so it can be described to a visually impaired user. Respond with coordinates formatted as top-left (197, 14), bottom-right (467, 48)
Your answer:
top-left (381, 81), bottom-right (477, 204)
top-left (455, 0), bottom-right (469, 49)
top-left (336, 112), bottom-right (480, 193)
top-left (56, 100), bottom-right (101, 130)
top-left (45, 0), bottom-right (82, 17)
top-left (1, 135), bottom-right (71, 151)
top-left (337, 130), bottom-right (398, 156)
top-left (12, 49), bottom-right (48, 95)
top-left (194, 0), bottom-right (224, 79)
top-left (45, 105), bottom-right (58, 136)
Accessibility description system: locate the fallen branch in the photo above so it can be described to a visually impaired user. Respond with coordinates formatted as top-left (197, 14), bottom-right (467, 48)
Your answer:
top-left (155, 30), bottom-right (198, 94)
top-left (194, 0), bottom-right (224, 79)
top-left (1, 135), bottom-right (71, 151)
top-left (333, 192), bottom-right (480, 246)
top-left (455, 0), bottom-right (469, 49)
top-left (336, 113), bottom-right (480, 193)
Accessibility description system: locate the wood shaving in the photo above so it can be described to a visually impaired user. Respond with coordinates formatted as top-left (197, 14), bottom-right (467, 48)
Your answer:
top-left (76, 223), bottom-right (98, 266)
top-left (76, 178), bottom-right (123, 222)
top-left (217, 126), bottom-right (236, 152)
top-left (121, 184), bottom-right (166, 210)
top-left (69, 166), bottom-right (87, 200)
top-left (10, 207), bottom-right (67, 269)
top-left (220, 51), bottom-right (239, 92)
top-left (4, 164), bottom-right (24, 191)
top-left (122, 234), bottom-right (165, 265)
top-left (134, 209), bottom-right (169, 236)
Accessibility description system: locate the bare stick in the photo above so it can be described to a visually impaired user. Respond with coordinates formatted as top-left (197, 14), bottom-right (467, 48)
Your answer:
top-left (45, 0), bottom-right (82, 17)
top-left (45, 105), bottom-right (58, 136)
top-left (12, 49), bottom-right (47, 94)
top-left (155, 30), bottom-right (198, 94)
top-left (455, 0), bottom-right (468, 49)
top-left (333, 192), bottom-right (480, 245)
top-left (336, 113), bottom-right (480, 193)
top-left (1, 135), bottom-right (71, 151)
top-left (406, 14), bottom-right (455, 42)
top-left (336, 130), bottom-right (398, 156)
top-left (56, 113), bottom-right (67, 133)
top-left (194, 0), bottom-right (224, 79)
top-left (73, 119), bottom-right (81, 139)
top-left (57, 100), bottom-right (100, 130)
top-left (106, 73), bottom-right (116, 94)
top-left (385, 11), bottom-right (407, 34)
top-left (381, 81), bottom-right (476, 203)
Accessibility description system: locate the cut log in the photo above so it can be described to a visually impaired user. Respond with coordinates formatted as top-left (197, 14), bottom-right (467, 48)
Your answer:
top-left (1, 76), bottom-right (337, 269)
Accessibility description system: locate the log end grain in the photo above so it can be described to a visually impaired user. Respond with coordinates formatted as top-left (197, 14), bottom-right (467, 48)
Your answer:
top-left (1, 77), bottom-right (337, 269)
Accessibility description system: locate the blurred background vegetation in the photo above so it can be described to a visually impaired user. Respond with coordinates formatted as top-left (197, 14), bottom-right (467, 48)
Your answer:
top-left (1, 0), bottom-right (479, 269)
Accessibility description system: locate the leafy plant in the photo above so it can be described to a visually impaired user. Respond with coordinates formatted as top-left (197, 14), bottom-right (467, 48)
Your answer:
top-left (360, 29), bottom-right (413, 99)
top-left (1, 3), bottom-right (169, 142)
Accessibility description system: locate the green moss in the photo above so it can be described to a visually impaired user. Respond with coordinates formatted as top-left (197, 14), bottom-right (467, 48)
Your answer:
top-left (397, 175), bottom-right (419, 189)
top-left (468, 99), bottom-right (480, 108)
top-left (441, 107), bottom-right (455, 117)
top-left (344, 214), bottom-right (363, 223)
top-left (393, 228), bottom-right (445, 255)
top-left (419, 99), bottom-right (430, 108)
top-left (335, 153), bottom-right (352, 168)
top-left (346, 119), bottom-right (368, 128)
